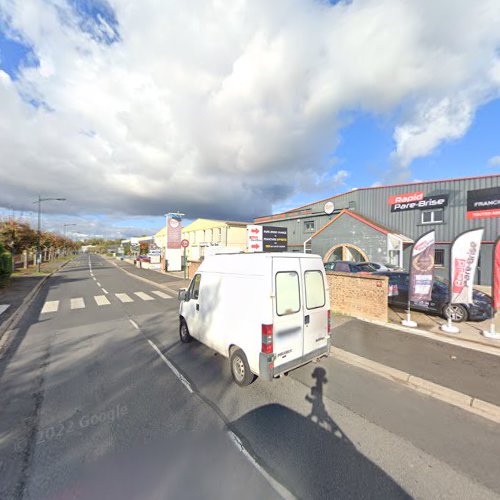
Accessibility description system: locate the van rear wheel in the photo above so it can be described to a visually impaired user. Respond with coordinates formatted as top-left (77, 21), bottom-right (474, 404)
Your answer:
top-left (230, 349), bottom-right (254, 386)
top-left (179, 319), bottom-right (192, 343)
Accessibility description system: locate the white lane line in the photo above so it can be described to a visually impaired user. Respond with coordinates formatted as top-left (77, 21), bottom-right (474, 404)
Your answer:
top-left (151, 291), bottom-right (172, 299)
top-left (41, 301), bottom-right (59, 314)
top-left (94, 295), bottom-right (110, 306)
top-left (96, 282), bottom-right (102, 287)
top-left (227, 431), bottom-right (295, 500)
top-left (0, 304), bottom-right (10, 316)
top-left (134, 292), bottom-right (154, 301)
top-left (129, 319), bottom-right (139, 329)
top-left (92, 277), bottom-right (97, 281)
top-left (115, 293), bottom-right (133, 303)
top-left (70, 298), bottom-right (85, 310)
top-left (102, 288), bottom-right (109, 294)
top-left (147, 339), bottom-right (193, 393)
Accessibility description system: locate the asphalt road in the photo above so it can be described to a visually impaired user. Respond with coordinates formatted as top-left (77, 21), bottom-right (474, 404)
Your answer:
top-left (0, 254), bottom-right (499, 500)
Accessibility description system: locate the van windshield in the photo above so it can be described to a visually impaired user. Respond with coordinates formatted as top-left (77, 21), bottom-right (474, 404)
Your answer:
top-left (305, 271), bottom-right (325, 309)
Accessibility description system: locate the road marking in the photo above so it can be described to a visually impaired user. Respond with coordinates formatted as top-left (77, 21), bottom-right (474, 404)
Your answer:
top-left (147, 339), bottom-right (193, 393)
top-left (151, 291), bottom-right (172, 299)
top-left (129, 319), bottom-right (139, 329)
top-left (227, 431), bottom-right (295, 500)
top-left (70, 298), bottom-right (85, 310)
top-left (94, 295), bottom-right (110, 306)
top-left (0, 305), bottom-right (10, 316)
top-left (134, 292), bottom-right (154, 301)
top-left (102, 288), bottom-right (109, 294)
top-left (41, 301), bottom-right (59, 314)
top-left (96, 282), bottom-right (101, 287)
top-left (92, 277), bottom-right (97, 281)
top-left (115, 293), bottom-right (133, 303)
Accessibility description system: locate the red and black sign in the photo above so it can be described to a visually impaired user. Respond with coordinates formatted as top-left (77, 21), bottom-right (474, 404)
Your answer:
top-left (389, 193), bottom-right (448, 213)
top-left (493, 237), bottom-right (500, 311)
top-left (466, 187), bottom-right (500, 220)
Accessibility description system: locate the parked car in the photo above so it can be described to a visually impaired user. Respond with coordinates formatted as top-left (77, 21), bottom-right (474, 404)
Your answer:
top-left (361, 261), bottom-right (403, 272)
top-left (373, 271), bottom-right (493, 322)
top-left (324, 261), bottom-right (374, 273)
top-left (178, 252), bottom-right (331, 386)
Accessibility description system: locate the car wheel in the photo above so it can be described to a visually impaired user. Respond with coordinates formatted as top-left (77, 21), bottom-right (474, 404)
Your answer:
top-left (443, 304), bottom-right (468, 323)
top-left (230, 349), bottom-right (255, 386)
top-left (179, 319), bottom-right (192, 343)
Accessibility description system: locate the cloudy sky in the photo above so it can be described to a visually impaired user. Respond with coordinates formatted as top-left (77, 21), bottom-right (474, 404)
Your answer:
top-left (0, 0), bottom-right (499, 238)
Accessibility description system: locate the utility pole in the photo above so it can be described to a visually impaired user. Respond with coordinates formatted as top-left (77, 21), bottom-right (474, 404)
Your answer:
top-left (34, 196), bottom-right (66, 272)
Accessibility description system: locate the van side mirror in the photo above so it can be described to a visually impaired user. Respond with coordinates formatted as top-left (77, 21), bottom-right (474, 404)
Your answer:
top-left (178, 289), bottom-right (187, 301)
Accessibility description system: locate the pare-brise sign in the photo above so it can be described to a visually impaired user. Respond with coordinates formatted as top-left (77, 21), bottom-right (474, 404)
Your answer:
top-left (388, 191), bottom-right (448, 213)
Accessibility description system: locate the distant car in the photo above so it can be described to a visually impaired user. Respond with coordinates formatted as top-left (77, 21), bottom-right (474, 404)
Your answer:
top-left (324, 261), bottom-right (374, 273)
top-left (373, 271), bottom-right (493, 322)
top-left (361, 261), bottom-right (403, 272)
top-left (134, 255), bottom-right (151, 264)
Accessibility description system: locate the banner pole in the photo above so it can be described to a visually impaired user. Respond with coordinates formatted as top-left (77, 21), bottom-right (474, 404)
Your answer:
top-left (402, 298), bottom-right (417, 327)
top-left (483, 236), bottom-right (500, 339)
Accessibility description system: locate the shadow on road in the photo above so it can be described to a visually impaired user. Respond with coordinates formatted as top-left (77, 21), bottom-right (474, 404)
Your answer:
top-left (232, 383), bottom-right (411, 499)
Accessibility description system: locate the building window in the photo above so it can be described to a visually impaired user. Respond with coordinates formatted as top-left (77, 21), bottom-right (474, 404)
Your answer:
top-left (218, 228), bottom-right (222, 242)
top-left (421, 208), bottom-right (444, 224)
top-left (304, 220), bottom-right (315, 232)
top-left (435, 249), bottom-right (445, 267)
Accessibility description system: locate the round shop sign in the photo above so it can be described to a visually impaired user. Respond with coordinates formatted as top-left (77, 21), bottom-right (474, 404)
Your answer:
top-left (169, 218), bottom-right (180, 228)
top-left (181, 239), bottom-right (189, 248)
top-left (324, 201), bottom-right (335, 214)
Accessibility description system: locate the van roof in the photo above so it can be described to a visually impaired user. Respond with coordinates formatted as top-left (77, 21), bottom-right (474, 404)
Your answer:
top-left (198, 252), bottom-right (323, 275)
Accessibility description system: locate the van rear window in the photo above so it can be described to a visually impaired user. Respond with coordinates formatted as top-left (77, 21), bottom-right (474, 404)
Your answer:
top-left (276, 272), bottom-right (300, 316)
top-left (305, 271), bottom-right (325, 309)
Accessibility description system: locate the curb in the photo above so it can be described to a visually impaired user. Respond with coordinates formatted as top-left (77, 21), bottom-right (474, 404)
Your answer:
top-left (331, 346), bottom-right (500, 425)
top-left (0, 259), bottom-right (73, 345)
top-left (356, 316), bottom-right (500, 358)
top-left (107, 258), bottom-right (184, 296)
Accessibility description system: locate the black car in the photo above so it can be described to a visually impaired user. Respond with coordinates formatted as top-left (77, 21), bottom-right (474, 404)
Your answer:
top-left (374, 271), bottom-right (493, 322)
top-left (324, 261), bottom-right (376, 273)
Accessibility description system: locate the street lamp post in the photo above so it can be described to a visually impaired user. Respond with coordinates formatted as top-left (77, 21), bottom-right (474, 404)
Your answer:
top-left (34, 196), bottom-right (66, 272)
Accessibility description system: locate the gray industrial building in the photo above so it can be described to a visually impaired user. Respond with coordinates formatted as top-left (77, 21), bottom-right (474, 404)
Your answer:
top-left (255, 174), bottom-right (500, 285)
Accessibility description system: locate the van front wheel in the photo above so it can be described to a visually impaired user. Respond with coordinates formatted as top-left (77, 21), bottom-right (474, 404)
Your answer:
top-left (230, 349), bottom-right (254, 386)
top-left (179, 320), bottom-right (192, 343)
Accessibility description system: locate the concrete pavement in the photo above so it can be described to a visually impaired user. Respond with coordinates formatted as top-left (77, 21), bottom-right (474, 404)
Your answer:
top-left (1, 254), bottom-right (499, 499)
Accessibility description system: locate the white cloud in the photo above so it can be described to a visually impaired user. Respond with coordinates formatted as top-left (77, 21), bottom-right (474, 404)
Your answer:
top-left (0, 0), bottom-right (499, 223)
top-left (488, 156), bottom-right (500, 167)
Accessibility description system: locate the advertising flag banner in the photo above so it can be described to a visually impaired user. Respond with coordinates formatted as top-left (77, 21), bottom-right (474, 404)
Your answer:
top-left (409, 230), bottom-right (435, 302)
top-left (493, 237), bottom-right (500, 311)
top-left (167, 215), bottom-right (182, 249)
top-left (450, 228), bottom-right (484, 304)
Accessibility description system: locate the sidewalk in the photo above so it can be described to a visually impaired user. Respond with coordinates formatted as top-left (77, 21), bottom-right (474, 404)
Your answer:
top-left (388, 306), bottom-right (500, 349)
top-left (332, 316), bottom-right (500, 407)
top-left (111, 257), bottom-right (191, 291)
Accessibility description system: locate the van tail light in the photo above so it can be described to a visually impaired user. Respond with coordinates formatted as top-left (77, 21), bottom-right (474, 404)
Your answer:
top-left (327, 310), bottom-right (331, 334)
top-left (261, 324), bottom-right (273, 354)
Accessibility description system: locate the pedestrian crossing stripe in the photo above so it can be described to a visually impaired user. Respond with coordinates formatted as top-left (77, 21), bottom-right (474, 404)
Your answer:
top-left (115, 293), bottom-right (133, 303)
top-left (70, 298), bottom-right (85, 310)
top-left (134, 292), bottom-right (154, 301)
top-left (0, 304), bottom-right (10, 316)
top-left (95, 295), bottom-right (110, 306)
top-left (41, 301), bottom-right (59, 314)
top-left (40, 291), bottom-right (173, 313)
top-left (151, 291), bottom-right (172, 299)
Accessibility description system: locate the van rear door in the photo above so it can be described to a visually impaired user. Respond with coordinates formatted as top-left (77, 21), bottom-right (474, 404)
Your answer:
top-left (272, 258), bottom-right (304, 369)
top-left (301, 258), bottom-right (329, 355)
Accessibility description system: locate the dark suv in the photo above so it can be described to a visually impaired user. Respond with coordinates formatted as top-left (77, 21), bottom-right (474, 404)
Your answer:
top-left (374, 271), bottom-right (493, 322)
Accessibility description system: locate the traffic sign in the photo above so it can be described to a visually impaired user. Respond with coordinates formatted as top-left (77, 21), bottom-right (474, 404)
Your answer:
top-left (181, 239), bottom-right (189, 248)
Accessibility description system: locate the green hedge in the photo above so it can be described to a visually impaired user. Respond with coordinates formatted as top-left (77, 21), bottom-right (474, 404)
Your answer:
top-left (0, 243), bottom-right (12, 278)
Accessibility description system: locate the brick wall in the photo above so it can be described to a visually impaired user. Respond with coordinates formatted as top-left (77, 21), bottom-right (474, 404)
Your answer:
top-left (326, 271), bottom-right (388, 323)
top-left (188, 260), bottom-right (202, 279)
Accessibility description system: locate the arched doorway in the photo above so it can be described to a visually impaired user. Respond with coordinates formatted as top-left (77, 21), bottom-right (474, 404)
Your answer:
top-left (324, 243), bottom-right (368, 263)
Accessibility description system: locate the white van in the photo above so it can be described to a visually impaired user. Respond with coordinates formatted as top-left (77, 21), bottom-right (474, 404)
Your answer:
top-left (178, 253), bottom-right (331, 386)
